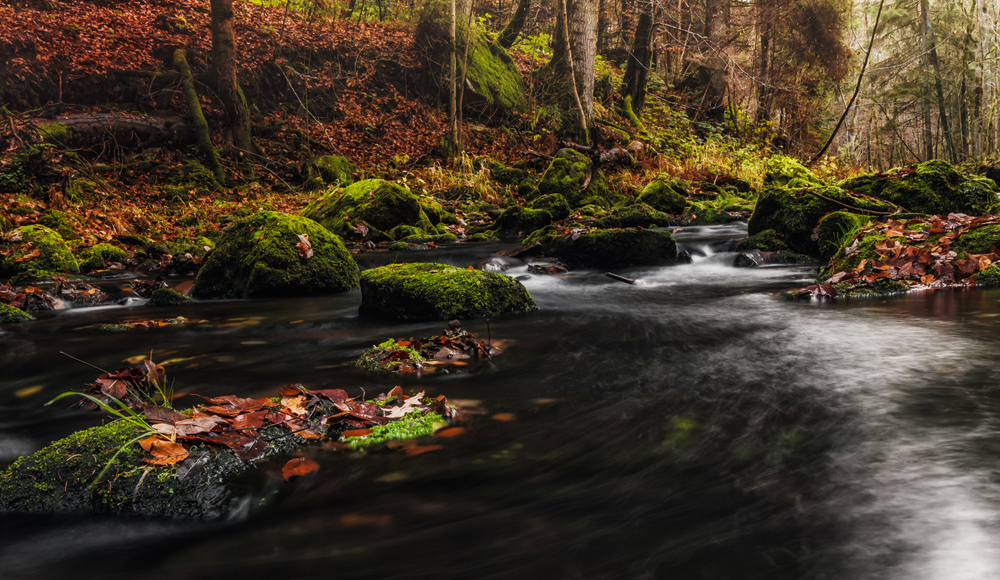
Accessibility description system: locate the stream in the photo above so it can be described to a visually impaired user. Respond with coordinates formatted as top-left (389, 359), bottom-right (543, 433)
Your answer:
top-left (3, 223), bottom-right (1000, 579)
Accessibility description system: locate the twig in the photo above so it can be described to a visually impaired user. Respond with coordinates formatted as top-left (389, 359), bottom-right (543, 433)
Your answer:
top-left (60, 351), bottom-right (111, 375)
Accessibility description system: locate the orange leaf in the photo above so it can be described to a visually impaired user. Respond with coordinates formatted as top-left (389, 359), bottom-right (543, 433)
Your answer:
top-left (343, 428), bottom-right (372, 438)
top-left (282, 457), bottom-right (320, 481)
top-left (139, 436), bottom-right (189, 466)
top-left (434, 426), bottom-right (467, 438)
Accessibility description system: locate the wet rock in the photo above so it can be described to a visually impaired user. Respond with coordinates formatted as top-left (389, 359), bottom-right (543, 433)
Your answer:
top-left (534, 228), bottom-right (677, 269)
top-left (192, 211), bottom-right (359, 299)
top-left (149, 287), bottom-right (191, 306)
top-left (78, 243), bottom-right (128, 272)
top-left (302, 179), bottom-right (428, 242)
top-left (0, 303), bottom-right (34, 323)
top-left (491, 206), bottom-right (552, 239)
top-left (735, 229), bottom-right (787, 253)
top-left (733, 250), bottom-right (816, 268)
top-left (359, 262), bottom-right (536, 320)
top-left (840, 159), bottom-right (998, 216)
top-left (815, 211), bottom-right (868, 259)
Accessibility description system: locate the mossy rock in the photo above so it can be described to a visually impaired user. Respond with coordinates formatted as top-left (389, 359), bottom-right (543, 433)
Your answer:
top-left (168, 160), bottom-right (220, 191)
top-left (597, 203), bottom-right (670, 229)
top-left (491, 165), bottom-right (528, 186)
top-left (359, 262), bottom-right (536, 320)
top-left (491, 206), bottom-right (552, 239)
top-left (149, 287), bottom-right (192, 306)
top-left (840, 160), bottom-right (998, 215)
top-left (764, 155), bottom-right (822, 186)
top-left (0, 303), bottom-right (34, 323)
top-left (953, 224), bottom-right (1000, 256)
top-left (389, 225), bottom-right (425, 240)
top-left (748, 184), bottom-right (897, 255)
top-left (816, 212), bottom-right (868, 260)
top-left (0, 411), bottom-right (440, 520)
top-left (192, 211), bottom-right (359, 299)
top-left (536, 228), bottom-right (678, 269)
top-left (415, 2), bottom-right (527, 115)
top-left (975, 263), bottom-right (1000, 286)
top-left (302, 179), bottom-right (422, 241)
top-left (681, 203), bottom-right (739, 225)
top-left (38, 209), bottom-right (80, 241)
top-left (79, 243), bottom-right (128, 271)
top-left (537, 149), bottom-right (621, 208)
top-left (303, 155), bottom-right (356, 189)
top-left (0, 225), bottom-right (80, 280)
top-left (736, 229), bottom-right (787, 253)
top-left (529, 193), bottom-right (571, 221)
top-left (637, 180), bottom-right (690, 214)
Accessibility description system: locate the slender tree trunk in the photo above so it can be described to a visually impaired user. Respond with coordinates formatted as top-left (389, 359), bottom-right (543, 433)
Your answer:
top-left (498, 0), bottom-right (530, 48)
top-left (447, 0), bottom-right (459, 157)
top-left (755, 19), bottom-right (772, 124)
top-left (209, 0), bottom-right (251, 152)
top-left (960, 0), bottom-right (977, 160)
top-left (700, 0), bottom-right (728, 122)
top-left (621, 0), bottom-right (654, 112)
top-left (921, 0), bottom-right (956, 161)
top-left (550, 0), bottom-right (598, 143)
top-left (920, 0), bottom-right (934, 160)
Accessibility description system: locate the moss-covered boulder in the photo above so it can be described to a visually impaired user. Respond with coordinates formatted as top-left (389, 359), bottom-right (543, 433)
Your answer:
top-left (302, 179), bottom-right (424, 241)
top-left (415, 1), bottom-right (527, 115)
top-left (38, 209), bottom-right (81, 241)
top-left (0, 225), bottom-right (80, 280)
top-left (953, 224), bottom-right (1000, 256)
top-left (149, 287), bottom-right (192, 306)
top-left (975, 263), bottom-right (1000, 286)
top-left (816, 212), bottom-right (868, 259)
top-left (597, 203), bottom-right (670, 229)
top-left (536, 228), bottom-right (677, 269)
top-left (359, 262), bottom-right (536, 320)
top-left (491, 206), bottom-right (552, 239)
top-left (680, 203), bottom-right (739, 226)
top-left (840, 160), bottom-right (998, 215)
top-left (736, 229), bottom-right (788, 253)
top-left (537, 149), bottom-right (621, 208)
top-left (79, 243), bottom-right (128, 271)
top-left (748, 184), bottom-right (897, 255)
top-left (0, 303), bottom-right (34, 323)
top-left (529, 193), bottom-right (571, 221)
top-left (192, 211), bottom-right (359, 299)
top-left (636, 179), bottom-right (690, 214)
top-left (303, 155), bottom-right (356, 189)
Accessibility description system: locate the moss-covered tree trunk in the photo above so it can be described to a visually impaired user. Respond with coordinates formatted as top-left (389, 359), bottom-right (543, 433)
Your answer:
top-left (173, 49), bottom-right (225, 185)
top-left (209, 0), bottom-right (252, 153)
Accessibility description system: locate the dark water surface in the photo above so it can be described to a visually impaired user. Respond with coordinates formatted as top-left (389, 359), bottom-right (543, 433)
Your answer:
top-left (3, 224), bottom-right (1000, 579)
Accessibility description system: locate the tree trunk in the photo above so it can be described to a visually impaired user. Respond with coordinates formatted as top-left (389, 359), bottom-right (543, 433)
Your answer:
top-left (920, 0), bottom-right (934, 160)
top-left (621, 0), bottom-right (653, 112)
top-left (755, 19), bottom-right (772, 124)
top-left (700, 0), bottom-right (728, 122)
top-left (960, 0), bottom-right (976, 160)
top-left (497, 0), bottom-right (530, 49)
top-left (921, 0), bottom-right (956, 162)
top-left (549, 0), bottom-right (599, 143)
top-left (173, 49), bottom-right (225, 185)
top-left (209, 0), bottom-right (252, 153)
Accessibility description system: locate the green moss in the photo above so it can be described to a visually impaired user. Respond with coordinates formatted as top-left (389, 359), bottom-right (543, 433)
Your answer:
top-left (400, 232), bottom-right (459, 244)
top-left (192, 211), bottom-right (359, 299)
top-left (975, 264), bottom-right (1000, 286)
top-left (491, 206), bottom-right (552, 239)
top-left (38, 209), bottom-right (80, 241)
top-left (680, 203), bottom-right (738, 225)
top-left (0, 303), bottom-right (34, 323)
top-left (149, 288), bottom-right (192, 306)
top-left (359, 262), bottom-right (536, 320)
top-left (952, 224), bottom-right (1000, 255)
top-left (341, 412), bottom-right (444, 450)
top-left (36, 122), bottom-right (67, 142)
top-left (637, 179), bottom-right (690, 214)
top-left (303, 155), bottom-right (356, 189)
top-left (748, 184), bottom-right (897, 255)
top-left (764, 155), bottom-right (822, 186)
top-left (66, 178), bottom-right (97, 203)
top-left (598, 203), bottom-right (670, 229)
top-left (537, 149), bottom-right (621, 208)
top-left (736, 229), bottom-right (787, 252)
top-left (816, 212), bottom-right (867, 259)
top-left (79, 243), bottom-right (128, 271)
top-left (529, 193), bottom-right (571, 221)
top-left (415, 1), bottom-right (527, 115)
top-left (169, 161), bottom-right (220, 192)
top-left (832, 277), bottom-right (911, 297)
top-left (841, 160), bottom-right (997, 215)
top-left (490, 164), bottom-right (528, 186)
top-left (0, 225), bottom-right (80, 279)
top-left (302, 179), bottom-right (422, 240)
top-left (536, 228), bottom-right (677, 269)
top-left (356, 338), bottom-right (428, 374)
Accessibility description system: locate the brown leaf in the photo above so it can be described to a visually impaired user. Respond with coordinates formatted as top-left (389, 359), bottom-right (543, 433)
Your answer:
top-left (403, 444), bottom-right (445, 456)
top-left (342, 428), bottom-right (372, 438)
top-left (140, 436), bottom-right (189, 466)
top-left (282, 457), bottom-right (320, 481)
top-left (296, 233), bottom-right (313, 259)
top-left (434, 426), bottom-right (466, 438)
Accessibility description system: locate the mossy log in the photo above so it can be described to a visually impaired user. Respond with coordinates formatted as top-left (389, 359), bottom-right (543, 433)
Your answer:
top-left (31, 113), bottom-right (191, 149)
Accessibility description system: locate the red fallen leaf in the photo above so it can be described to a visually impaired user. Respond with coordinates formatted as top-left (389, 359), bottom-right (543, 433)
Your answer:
top-left (492, 413), bottom-right (517, 422)
top-left (435, 426), bottom-right (466, 438)
top-left (282, 457), bottom-right (320, 481)
top-left (403, 444), bottom-right (445, 456)
top-left (311, 389), bottom-right (349, 402)
top-left (139, 436), bottom-right (189, 466)
top-left (232, 410), bottom-right (269, 431)
top-left (343, 428), bottom-right (372, 438)
top-left (296, 233), bottom-right (313, 259)
top-left (15, 248), bottom-right (41, 262)
top-left (278, 384), bottom-right (306, 397)
top-left (100, 379), bottom-right (128, 400)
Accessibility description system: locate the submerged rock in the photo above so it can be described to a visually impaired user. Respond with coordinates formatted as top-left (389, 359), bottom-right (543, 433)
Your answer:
top-left (0, 225), bottom-right (80, 281)
top-left (733, 250), bottom-right (816, 268)
top-left (192, 211), bottom-right (359, 299)
top-left (534, 227), bottom-right (677, 269)
top-left (359, 262), bottom-right (536, 320)
top-left (149, 287), bottom-right (191, 306)
top-left (0, 303), bottom-right (34, 323)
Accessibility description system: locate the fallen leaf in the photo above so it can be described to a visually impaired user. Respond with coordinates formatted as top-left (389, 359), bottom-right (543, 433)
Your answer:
top-left (296, 233), bottom-right (313, 259)
top-left (140, 436), bottom-right (189, 466)
top-left (282, 457), bottom-right (320, 481)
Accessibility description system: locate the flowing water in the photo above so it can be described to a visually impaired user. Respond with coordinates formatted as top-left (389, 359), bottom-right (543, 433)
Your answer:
top-left (4, 224), bottom-right (1000, 579)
